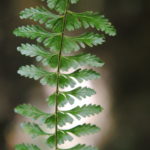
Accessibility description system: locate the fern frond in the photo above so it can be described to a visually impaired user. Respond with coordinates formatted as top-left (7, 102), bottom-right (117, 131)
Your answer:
top-left (14, 26), bottom-right (104, 53)
top-left (64, 104), bottom-right (103, 119)
top-left (46, 0), bottom-right (79, 14)
top-left (47, 87), bottom-right (96, 107)
top-left (47, 131), bottom-right (73, 148)
top-left (18, 65), bottom-right (100, 88)
top-left (13, 25), bottom-right (62, 51)
top-left (67, 11), bottom-right (116, 36)
top-left (63, 32), bottom-right (105, 53)
top-left (46, 123), bottom-right (99, 147)
top-left (14, 0), bottom-right (116, 149)
top-left (59, 144), bottom-right (98, 150)
top-left (68, 32), bottom-right (105, 47)
top-left (66, 124), bottom-right (100, 136)
top-left (21, 122), bottom-right (49, 138)
top-left (18, 44), bottom-right (104, 71)
top-left (60, 53), bottom-right (104, 70)
top-left (69, 69), bottom-right (100, 82)
top-left (17, 65), bottom-right (59, 87)
top-left (13, 25), bottom-right (52, 40)
top-left (17, 43), bottom-right (52, 61)
top-left (45, 112), bottom-right (73, 128)
top-left (15, 144), bottom-right (41, 150)
top-left (14, 104), bottom-right (50, 120)
top-left (20, 6), bottom-right (59, 24)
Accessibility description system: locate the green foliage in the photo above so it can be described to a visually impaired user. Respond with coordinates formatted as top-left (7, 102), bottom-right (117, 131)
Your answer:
top-left (47, 131), bottom-right (73, 148)
top-left (64, 104), bottom-right (103, 119)
top-left (14, 104), bottom-right (50, 120)
top-left (15, 144), bottom-right (40, 150)
top-left (17, 43), bottom-right (104, 71)
top-left (21, 122), bottom-right (49, 138)
top-left (67, 11), bottom-right (116, 36)
top-left (14, 26), bottom-right (104, 53)
top-left (47, 87), bottom-right (96, 107)
top-left (14, 0), bottom-right (116, 149)
top-left (18, 65), bottom-right (100, 88)
top-left (45, 112), bottom-right (74, 128)
top-left (59, 144), bottom-right (98, 150)
top-left (66, 124), bottom-right (100, 136)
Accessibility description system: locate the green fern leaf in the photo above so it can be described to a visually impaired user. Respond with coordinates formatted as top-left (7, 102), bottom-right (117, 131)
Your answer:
top-left (67, 11), bottom-right (116, 36)
top-left (18, 65), bottom-right (75, 88)
top-left (64, 104), bottom-right (103, 119)
top-left (63, 32), bottom-right (105, 53)
top-left (14, 104), bottom-right (49, 120)
top-left (20, 6), bottom-right (59, 24)
top-left (15, 144), bottom-right (40, 150)
top-left (45, 112), bottom-right (73, 128)
top-left (60, 53), bottom-right (104, 71)
top-left (47, 87), bottom-right (96, 107)
top-left (45, 0), bottom-right (79, 14)
top-left (19, 6), bottom-right (63, 32)
top-left (17, 65), bottom-right (58, 87)
top-left (18, 65), bottom-right (100, 88)
top-left (47, 131), bottom-right (73, 148)
top-left (17, 45), bottom-right (104, 70)
top-left (17, 43), bottom-right (52, 62)
top-left (13, 25), bottom-right (62, 51)
top-left (46, 134), bottom-right (55, 148)
top-left (66, 124), bottom-right (100, 137)
top-left (59, 144), bottom-right (98, 150)
top-left (57, 112), bottom-right (74, 126)
top-left (70, 0), bottom-right (80, 4)
top-left (46, 0), bottom-right (68, 14)
top-left (70, 32), bottom-right (105, 48)
top-left (13, 25), bottom-right (52, 40)
top-left (14, 0), bottom-right (116, 149)
top-left (14, 26), bottom-right (104, 53)
top-left (66, 87), bottom-right (96, 99)
top-left (21, 122), bottom-right (49, 138)
top-left (70, 69), bottom-right (100, 82)
top-left (44, 114), bottom-right (55, 128)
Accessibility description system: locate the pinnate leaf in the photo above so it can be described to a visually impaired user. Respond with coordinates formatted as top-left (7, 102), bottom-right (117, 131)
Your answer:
top-left (70, 32), bottom-right (105, 48)
top-left (63, 53), bottom-right (104, 69)
top-left (18, 65), bottom-right (100, 88)
top-left (21, 122), bottom-right (49, 138)
top-left (59, 144), bottom-right (98, 150)
top-left (65, 104), bottom-right (103, 119)
top-left (66, 124), bottom-right (100, 136)
top-left (46, 0), bottom-right (67, 14)
top-left (14, 26), bottom-right (104, 53)
top-left (47, 87), bottom-right (96, 107)
top-left (17, 43), bottom-right (52, 62)
top-left (67, 11), bottom-right (116, 36)
top-left (47, 131), bottom-right (73, 148)
top-left (52, 53), bottom-right (104, 71)
top-left (13, 25), bottom-right (62, 51)
top-left (17, 65), bottom-right (58, 87)
top-left (15, 144), bottom-right (40, 150)
top-left (20, 6), bottom-right (59, 24)
top-left (70, 69), bottom-right (100, 82)
top-left (45, 112), bottom-right (73, 128)
top-left (45, 0), bottom-right (79, 14)
top-left (63, 32), bottom-right (105, 53)
top-left (14, 104), bottom-right (49, 120)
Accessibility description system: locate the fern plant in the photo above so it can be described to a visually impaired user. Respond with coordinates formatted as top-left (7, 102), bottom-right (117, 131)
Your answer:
top-left (13, 0), bottom-right (116, 150)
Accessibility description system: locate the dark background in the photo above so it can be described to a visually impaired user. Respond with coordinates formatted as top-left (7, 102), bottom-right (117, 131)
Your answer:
top-left (0, 0), bottom-right (150, 149)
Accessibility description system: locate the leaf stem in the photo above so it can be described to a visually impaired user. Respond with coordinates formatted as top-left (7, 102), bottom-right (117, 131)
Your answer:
top-left (55, 0), bottom-right (69, 149)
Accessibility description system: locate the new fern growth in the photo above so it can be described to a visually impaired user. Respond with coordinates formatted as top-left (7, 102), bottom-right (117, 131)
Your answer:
top-left (13, 0), bottom-right (116, 150)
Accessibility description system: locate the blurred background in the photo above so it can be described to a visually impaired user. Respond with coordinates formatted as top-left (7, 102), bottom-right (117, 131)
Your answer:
top-left (0, 0), bottom-right (150, 150)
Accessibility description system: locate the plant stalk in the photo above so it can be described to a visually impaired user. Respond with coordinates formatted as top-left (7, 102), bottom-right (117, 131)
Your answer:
top-left (55, 0), bottom-right (69, 149)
